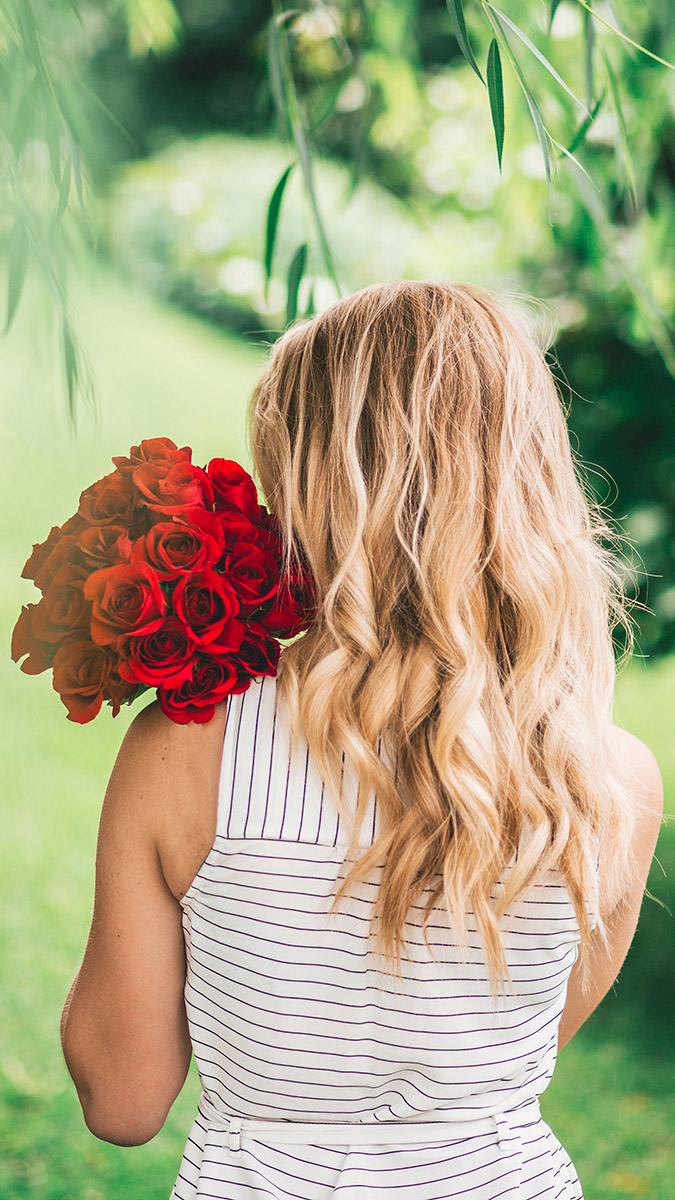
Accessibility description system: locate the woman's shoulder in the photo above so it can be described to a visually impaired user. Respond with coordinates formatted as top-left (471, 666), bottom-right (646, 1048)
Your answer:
top-left (606, 723), bottom-right (664, 818)
top-left (114, 698), bottom-right (230, 901)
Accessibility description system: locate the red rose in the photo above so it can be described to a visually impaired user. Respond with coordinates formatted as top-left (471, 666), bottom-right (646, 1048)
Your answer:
top-left (224, 541), bottom-right (279, 615)
top-left (157, 652), bottom-right (250, 724)
top-left (133, 462), bottom-right (214, 518)
top-left (51, 637), bottom-right (118, 723)
top-left (11, 603), bottom-right (55, 674)
top-left (84, 562), bottom-right (166, 647)
top-left (77, 524), bottom-right (133, 570)
top-left (131, 510), bottom-right (224, 575)
top-left (79, 470), bottom-right (146, 531)
top-left (112, 437), bottom-right (192, 476)
top-left (261, 564), bottom-right (315, 637)
top-left (118, 617), bottom-right (197, 688)
top-left (31, 562), bottom-right (89, 644)
top-left (237, 621), bottom-right (281, 677)
top-left (173, 569), bottom-right (240, 647)
top-left (21, 526), bottom-right (62, 590)
top-left (216, 509), bottom-right (259, 553)
top-left (61, 512), bottom-right (87, 535)
top-left (207, 459), bottom-right (259, 521)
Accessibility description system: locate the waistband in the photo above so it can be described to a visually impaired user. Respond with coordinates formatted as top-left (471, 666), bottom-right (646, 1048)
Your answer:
top-left (198, 1092), bottom-right (542, 1155)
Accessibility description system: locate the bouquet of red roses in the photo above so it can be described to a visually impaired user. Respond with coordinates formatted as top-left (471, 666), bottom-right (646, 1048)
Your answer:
top-left (11, 437), bottom-right (315, 724)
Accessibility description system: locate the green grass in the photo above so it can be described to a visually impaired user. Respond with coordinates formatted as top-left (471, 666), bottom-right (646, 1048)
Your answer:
top-left (1, 259), bottom-right (673, 1199)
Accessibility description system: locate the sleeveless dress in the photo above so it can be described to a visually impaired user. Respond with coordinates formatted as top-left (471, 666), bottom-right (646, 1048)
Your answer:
top-left (170, 673), bottom-right (589, 1200)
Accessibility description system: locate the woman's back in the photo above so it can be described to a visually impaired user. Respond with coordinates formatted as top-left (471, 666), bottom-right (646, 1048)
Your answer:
top-left (171, 671), bottom-right (588, 1200)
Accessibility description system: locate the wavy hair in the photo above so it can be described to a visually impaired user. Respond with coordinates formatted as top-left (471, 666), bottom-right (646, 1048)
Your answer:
top-left (248, 280), bottom-right (636, 994)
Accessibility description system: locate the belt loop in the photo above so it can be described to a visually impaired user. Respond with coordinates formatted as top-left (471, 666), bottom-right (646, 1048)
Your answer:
top-left (495, 1112), bottom-right (511, 1152)
top-left (228, 1116), bottom-right (242, 1154)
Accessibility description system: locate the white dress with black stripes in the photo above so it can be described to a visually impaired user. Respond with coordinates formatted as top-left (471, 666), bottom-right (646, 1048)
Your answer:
top-left (170, 673), bottom-right (588, 1200)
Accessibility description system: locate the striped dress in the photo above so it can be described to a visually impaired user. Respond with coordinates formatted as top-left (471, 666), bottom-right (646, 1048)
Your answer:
top-left (171, 672), bottom-right (588, 1200)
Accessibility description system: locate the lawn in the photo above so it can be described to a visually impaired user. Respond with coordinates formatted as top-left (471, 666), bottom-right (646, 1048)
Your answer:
top-left (1, 259), bottom-right (673, 1199)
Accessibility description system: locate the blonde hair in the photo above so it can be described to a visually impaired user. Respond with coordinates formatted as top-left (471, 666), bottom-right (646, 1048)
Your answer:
top-left (248, 280), bottom-right (636, 994)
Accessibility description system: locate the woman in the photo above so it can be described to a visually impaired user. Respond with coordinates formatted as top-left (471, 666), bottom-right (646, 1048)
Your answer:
top-left (60, 281), bottom-right (663, 1199)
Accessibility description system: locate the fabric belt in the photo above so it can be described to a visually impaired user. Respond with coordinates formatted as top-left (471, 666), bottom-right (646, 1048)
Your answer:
top-left (198, 1092), bottom-right (541, 1156)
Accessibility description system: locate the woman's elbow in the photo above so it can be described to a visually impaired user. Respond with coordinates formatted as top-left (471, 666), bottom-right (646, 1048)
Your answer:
top-left (78, 1088), bottom-right (168, 1146)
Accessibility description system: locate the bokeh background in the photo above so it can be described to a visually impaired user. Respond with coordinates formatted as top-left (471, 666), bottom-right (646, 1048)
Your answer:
top-left (1, 2), bottom-right (673, 1197)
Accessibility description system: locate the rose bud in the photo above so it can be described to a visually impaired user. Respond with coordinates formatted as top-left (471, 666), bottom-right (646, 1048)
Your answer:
top-left (207, 459), bottom-right (259, 521)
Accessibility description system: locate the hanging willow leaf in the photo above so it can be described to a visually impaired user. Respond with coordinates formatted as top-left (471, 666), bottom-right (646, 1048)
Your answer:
top-left (604, 51), bottom-right (638, 214)
top-left (264, 162), bottom-right (294, 295)
top-left (447, 0), bottom-right (484, 84)
top-left (523, 89), bottom-right (552, 193)
top-left (486, 3), bottom-right (588, 114)
top-left (286, 243), bottom-right (307, 326)
top-left (11, 70), bottom-right (40, 160)
top-left (481, 5), bottom-right (553, 197)
top-left (566, 92), bottom-right (604, 156)
top-left (52, 157), bottom-right (71, 229)
top-left (62, 119), bottom-right (88, 229)
top-left (62, 314), bottom-right (77, 424)
top-left (44, 97), bottom-right (63, 191)
top-left (4, 212), bottom-right (29, 335)
top-left (548, 0), bottom-right (564, 34)
top-left (303, 279), bottom-right (316, 319)
top-left (293, 121), bottom-right (338, 289)
top-left (584, 10), bottom-right (596, 108)
top-left (487, 38), bottom-right (504, 171)
top-left (267, 13), bottom-right (292, 138)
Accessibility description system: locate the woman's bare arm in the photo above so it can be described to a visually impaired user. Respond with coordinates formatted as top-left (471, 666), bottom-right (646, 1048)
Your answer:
top-left (60, 701), bottom-right (225, 1146)
top-left (557, 728), bottom-right (664, 1052)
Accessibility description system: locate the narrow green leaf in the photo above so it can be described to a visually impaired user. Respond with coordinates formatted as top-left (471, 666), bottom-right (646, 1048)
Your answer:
top-left (486, 38), bottom-right (504, 171)
top-left (481, 5), bottom-right (553, 199)
top-left (4, 213), bottom-right (29, 334)
top-left (548, 0), bottom-right (564, 34)
top-left (293, 119), bottom-right (339, 289)
top-left (285, 243), bottom-right (307, 326)
top-left (523, 89), bottom-right (552, 193)
top-left (52, 158), bottom-right (71, 229)
top-left (487, 3), bottom-right (588, 113)
top-left (550, 134), bottom-right (597, 187)
top-left (604, 51), bottom-right (638, 213)
top-left (62, 120), bottom-right (88, 229)
top-left (62, 314), bottom-right (77, 425)
top-left (267, 14), bottom-right (291, 138)
top-left (303, 279), bottom-right (316, 319)
top-left (264, 163), bottom-right (294, 293)
top-left (44, 98), bottom-right (62, 190)
top-left (566, 92), bottom-right (603, 156)
top-left (11, 72), bottom-right (39, 160)
top-left (446, 0), bottom-right (484, 84)
top-left (583, 10), bottom-right (595, 108)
